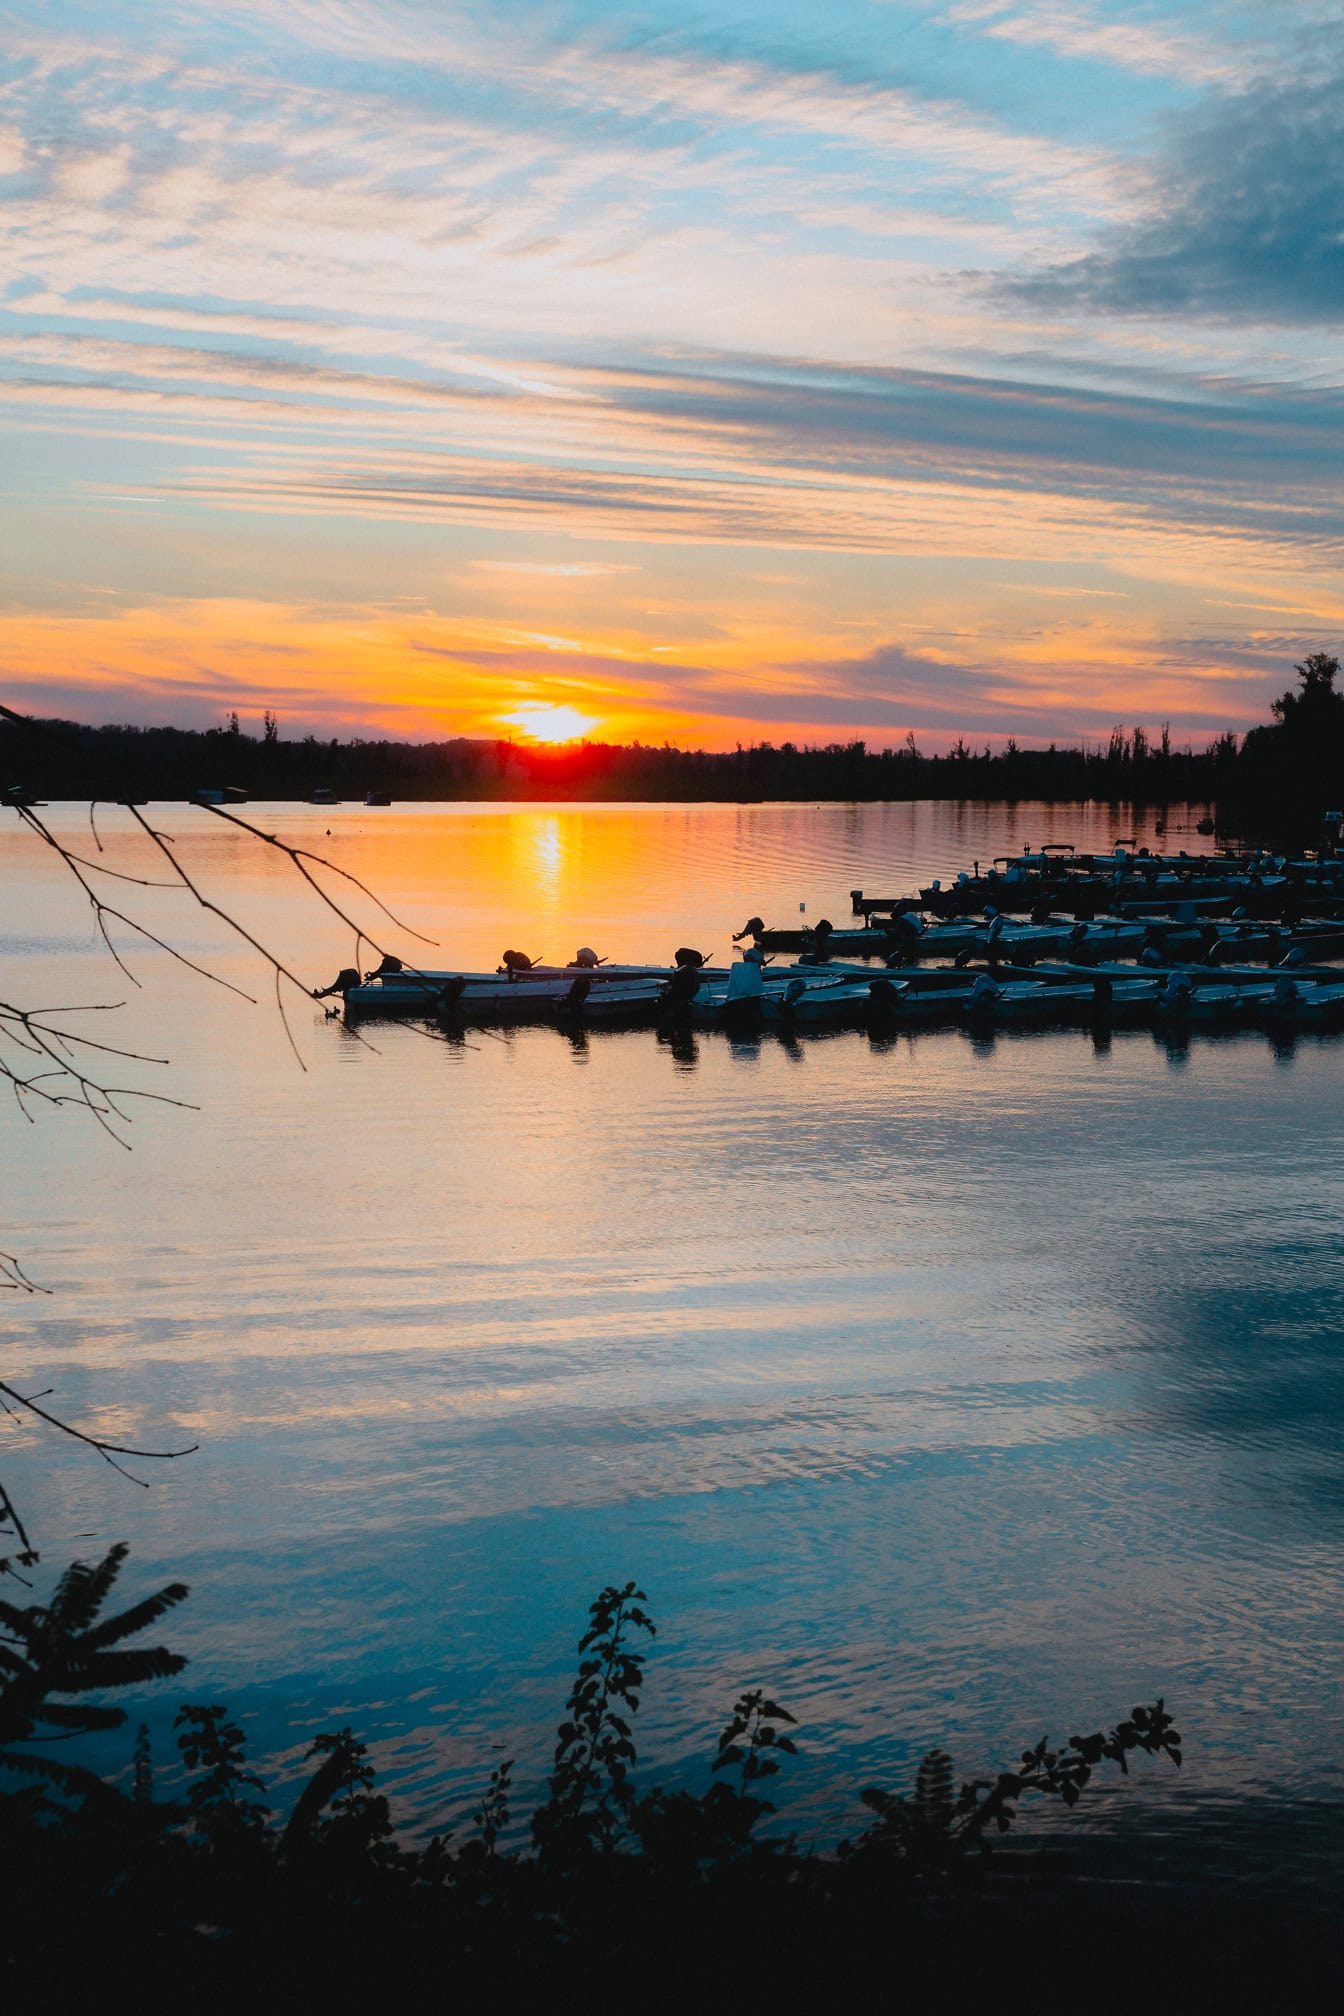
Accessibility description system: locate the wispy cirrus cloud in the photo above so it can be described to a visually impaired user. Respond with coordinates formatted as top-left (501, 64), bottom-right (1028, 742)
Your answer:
top-left (944, 2), bottom-right (1251, 83)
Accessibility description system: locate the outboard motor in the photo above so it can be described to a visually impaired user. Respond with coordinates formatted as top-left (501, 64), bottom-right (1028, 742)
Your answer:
top-left (501, 949), bottom-right (536, 973)
top-left (433, 976), bottom-right (467, 1012)
top-left (314, 967), bottom-right (361, 1000)
top-left (1161, 972), bottom-right (1193, 1009)
top-left (732, 916), bottom-right (765, 943)
top-left (885, 912), bottom-right (922, 966)
top-left (867, 976), bottom-right (902, 1013)
top-left (564, 976), bottom-right (592, 1010)
top-left (370, 953), bottom-right (403, 977)
top-left (783, 977), bottom-right (808, 1009)
top-left (674, 946), bottom-right (709, 969)
top-left (969, 973), bottom-right (1000, 1011)
top-left (665, 962), bottom-right (702, 1009)
top-left (573, 947), bottom-right (602, 969)
top-left (1140, 945), bottom-right (1164, 969)
top-left (1069, 920), bottom-right (1088, 948)
top-left (1272, 976), bottom-right (1299, 1006)
top-left (1279, 945), bottom-right (1306, 969)
top-left (809, 918), bottom-right (833, 958)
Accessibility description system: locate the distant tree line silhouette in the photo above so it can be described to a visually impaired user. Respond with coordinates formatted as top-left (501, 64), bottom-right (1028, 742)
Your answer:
top-left (3, 655), bottom-right (1339, 827)
top-left (4, 654), bottom-right (1340, 828)
top-left (0, 711), bottom-right (1227, 805)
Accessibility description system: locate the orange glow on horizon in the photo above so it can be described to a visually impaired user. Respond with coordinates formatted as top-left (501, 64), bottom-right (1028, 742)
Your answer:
top-left (0, 595), bottom-right (1285, 754)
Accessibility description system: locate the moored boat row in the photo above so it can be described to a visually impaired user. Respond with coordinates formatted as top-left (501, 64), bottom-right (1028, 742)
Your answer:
top-left (321, 945), bottom-right (1344, 1036)
top-left (317, 828), bottom-right (1344, 1040)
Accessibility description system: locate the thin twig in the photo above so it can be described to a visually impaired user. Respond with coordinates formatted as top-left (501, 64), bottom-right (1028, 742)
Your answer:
top-left (127, 805), bottom-right (331, 1006)
top-left (203, 803), bottom-right (437, 944)
top-left (14, 806), bottom-right (256, 999)
top-left (0, 1380), bottom-right (198, 1471)
top-left (275, 964), bottom-right (306, 1072)
top-left (0, 1251), bottom-right (49, 1295)
top-left (50, 846), bottom-right (180, 889)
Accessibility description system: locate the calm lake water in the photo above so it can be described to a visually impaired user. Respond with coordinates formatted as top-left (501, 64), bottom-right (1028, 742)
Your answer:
top-left (4, 798), bottom-right (1342, 1887)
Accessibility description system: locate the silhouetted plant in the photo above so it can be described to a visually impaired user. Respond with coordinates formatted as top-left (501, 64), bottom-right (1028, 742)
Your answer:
top-left (915, 1745), bottom-right (955, 1830)
top-left (693, 1688), bottom-right (800, 1852)
top-left (847, 1702), bottom-right (1183, 1877)
top-left (959, 1700), bottom-right (1182, 1846)
top-left (0, 1556), bottom-right (1203, 1999)
top-left (713, 1688), bottom-right (798, 1796)
top-left (282, 1726), bottom-right (394, 1862)
top-left (534, 1580), bottom-right (654, 1857)
top-left (175, 1703), bottom-right (270, 1837)
top-left (474, 1756), bottom-right (513, 1856)
top-left (0, 1542), bottom-right (187, 1802)
top-left (132, 1721), bottom-right (154, 1808)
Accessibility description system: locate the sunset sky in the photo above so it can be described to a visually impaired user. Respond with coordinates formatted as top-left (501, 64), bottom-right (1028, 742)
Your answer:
top-left (2, 1), bottom-right (1341, 750)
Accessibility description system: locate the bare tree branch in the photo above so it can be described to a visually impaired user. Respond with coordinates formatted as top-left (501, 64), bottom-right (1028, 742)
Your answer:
top-left (202, 801), bottom-right (436, 945)
top-left (1, 1251), bottom-right (50, 1295)
top-left (0, 1380), bottom-right (198, 1482)
top-left (1, 997), bottom-right (193, 1145)
top-left (13, 804), bottom-right (258, 1000)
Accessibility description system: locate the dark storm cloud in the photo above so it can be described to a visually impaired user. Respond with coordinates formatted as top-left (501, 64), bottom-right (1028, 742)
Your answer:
top-left (1001, 64), bottom-right (1344, 325)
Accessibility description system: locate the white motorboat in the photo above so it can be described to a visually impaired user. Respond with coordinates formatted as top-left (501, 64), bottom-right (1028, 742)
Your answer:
top-left (761, 976), bottom-right (912, 1028)
top-left (333, 952), bottom-right (727, 1018)
top-left (961, 975), bottom-right (1161, 1022)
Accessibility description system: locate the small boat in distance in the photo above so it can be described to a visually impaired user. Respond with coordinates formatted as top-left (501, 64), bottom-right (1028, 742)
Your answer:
top-left (364, 791), bottom-right (392, 806)
top-left (309, 787), bottom-right (340, 805)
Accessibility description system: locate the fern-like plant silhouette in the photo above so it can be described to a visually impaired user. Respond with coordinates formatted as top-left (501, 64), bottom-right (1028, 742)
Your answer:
top-left (0, 1542), bottom-right (187, 1803)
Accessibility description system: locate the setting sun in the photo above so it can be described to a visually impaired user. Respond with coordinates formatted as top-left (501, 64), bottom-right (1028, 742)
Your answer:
top-left (502, 702), bottom-right (600, 744)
